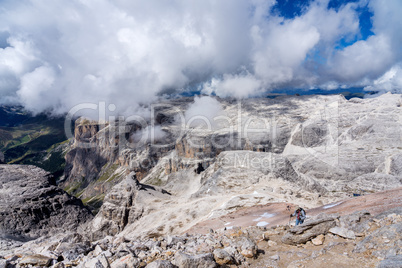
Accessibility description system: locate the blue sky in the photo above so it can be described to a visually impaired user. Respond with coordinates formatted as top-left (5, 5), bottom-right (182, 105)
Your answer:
top-left (0, 0), bottom-right (401, 114)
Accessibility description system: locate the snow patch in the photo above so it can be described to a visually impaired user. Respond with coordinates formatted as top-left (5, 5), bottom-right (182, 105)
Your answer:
top-left (224, 222), bottom-right (231, 226)
top-left (256, 221), bottom-right (269, 227)
top-left (323, 201), bottom-right (343, 209)
top-left (253, 212), bottom-right (275, 222)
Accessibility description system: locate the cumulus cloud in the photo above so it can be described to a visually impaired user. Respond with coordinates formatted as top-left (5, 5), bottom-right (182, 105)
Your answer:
top-left (0, 0), bottom-right (401, 116)
top-left (202, 72), bottom-right (263, 99)
top-left (324, 0), bottom-right (402, 86)
top-left (364, 65), bottom-right (402, 93)
top-left (131, 125), bottom-right (167, 146)
top-left (184, 96), bottom-right (225, 129)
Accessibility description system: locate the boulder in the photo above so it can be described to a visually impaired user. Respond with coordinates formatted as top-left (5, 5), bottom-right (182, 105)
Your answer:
top-left (338, 210), bottom-right (371, 232)
top-left (110, 254), bottom-right (139, 268)
top-left (84, 254), bottom-right (110, 268)
top-left (19, 254), bottom-right (52, 267)
top-left (166, 235), bottom-right (186, 248)
top-left (146, 260), bottom-right (175, 268)
top-left (311, 234), bottom-right (325, 246)
top-left (281, 215), bottom-right (337, 245)
top-left (173, 252), bottom-right (217, 268)
top-left (213, 248), bottom-right (234, 265)
top-left (55, 242), bottom-right (92, 261)
top-left (329, 227), bottom-right (356, 239)
top-left (239, 237), bottom-right (258, 258)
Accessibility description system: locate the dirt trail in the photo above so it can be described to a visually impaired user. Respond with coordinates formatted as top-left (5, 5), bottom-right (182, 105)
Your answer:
top-left (187, 187), bottom-right (402, 234)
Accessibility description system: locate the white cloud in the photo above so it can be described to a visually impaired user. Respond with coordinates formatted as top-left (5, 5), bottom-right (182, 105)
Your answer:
top-left (364, 65), bottom-right (402, 93)
top-left (0, 0), bottom-right (401, 115)
top-left (202, 72), bottom-right (262, 98)
top-left (322, 0), bottom-right (402, 88)
top-left (184, 96), bottom-right (224, 129)
top-left (131, 125), bottom-right (167, 146)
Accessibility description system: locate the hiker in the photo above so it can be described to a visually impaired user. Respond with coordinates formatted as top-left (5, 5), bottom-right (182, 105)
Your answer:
top-left (290, 207), bottom-right (306, 226)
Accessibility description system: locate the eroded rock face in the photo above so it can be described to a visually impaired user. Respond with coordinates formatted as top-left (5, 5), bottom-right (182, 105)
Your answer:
top-left (88, 173), bottom-right (142, 240)
top-left (0, 165), bottom-right (93, 239)
top-left (88, 172), bottom-right (170, 240)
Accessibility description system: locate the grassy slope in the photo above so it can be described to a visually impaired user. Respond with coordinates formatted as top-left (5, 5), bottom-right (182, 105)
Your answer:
top-left (0, 106), bottom-right (69, 179)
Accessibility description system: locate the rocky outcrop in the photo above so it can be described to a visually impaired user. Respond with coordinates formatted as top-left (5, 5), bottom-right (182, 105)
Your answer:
top-left (88, 173), bottom-right (142, 240)
top-left (354, 221), bottom-right (402, 259)
top-left (88, 172), bottom-right (171, 240)
top-left (0, 165), bottom-right (93, 239)
top-left (281, 215), bottom-right (338, 245)
top-left (192, 150), bottom-right (325, 198)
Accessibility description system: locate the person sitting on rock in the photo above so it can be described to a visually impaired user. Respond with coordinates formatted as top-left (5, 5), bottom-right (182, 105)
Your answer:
top-left (290, 207), bottom-right (306, 226)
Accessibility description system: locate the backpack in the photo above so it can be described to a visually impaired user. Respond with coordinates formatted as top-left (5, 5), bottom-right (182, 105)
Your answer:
top-left (297, 208), bottom-right (305, 220)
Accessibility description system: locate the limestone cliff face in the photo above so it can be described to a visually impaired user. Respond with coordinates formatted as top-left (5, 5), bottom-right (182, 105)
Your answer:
top-left (0, 165), bottom-right (93, 239)
top-left (62, 118), bottom-right (174, 211)
top-left (62, 121), bottom-right (110, 197)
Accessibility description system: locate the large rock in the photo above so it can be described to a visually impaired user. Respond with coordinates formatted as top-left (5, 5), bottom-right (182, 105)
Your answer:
top-left (311, 234), bottom-right (325, 246)
top-left (338, 210), bottom-right (371, 232)
top-left (281, 215), bottom-right (337, 245)
top-left (213, 248), bottom-right (234, 265)
top-left (0, 165), bottom-right (93, 239)
top-left (84, 254), bottom-right (110, 268)
top-left (238, 237), bottom-right (258, 258)
top-left (19, 254), bottom-right (52, 267)
top-left (173, 252), bottom-right (217, 268)
top-left (329, 227), bottom-right (356, 239)
top-left (55, 241), bottom-right (92, 262)
top-left (147, 260), bottom-right (175, 268)
top-left (110, 254), bottom-right (139, 268)
top-left (377, 255), bottom-right (402, 268)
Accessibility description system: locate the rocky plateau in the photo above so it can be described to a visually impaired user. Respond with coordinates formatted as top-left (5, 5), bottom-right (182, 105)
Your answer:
top-left (0, 93), bottom-right (401, 267)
